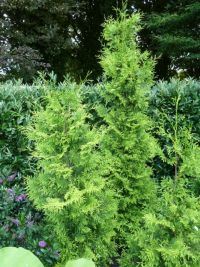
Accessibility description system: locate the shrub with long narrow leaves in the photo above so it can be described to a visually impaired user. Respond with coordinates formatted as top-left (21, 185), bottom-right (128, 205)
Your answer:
top-left (0, 81), bottom-right (59, 266)
top-left (149, 78), bottom-right (200, 180)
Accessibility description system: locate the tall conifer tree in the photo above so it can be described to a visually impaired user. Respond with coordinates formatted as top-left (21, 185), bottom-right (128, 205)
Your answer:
top-left (98, 6), bottom-right (158, 251)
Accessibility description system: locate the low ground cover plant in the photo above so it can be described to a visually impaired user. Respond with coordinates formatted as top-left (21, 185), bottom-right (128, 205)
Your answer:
top-left (0, 247), bottom-right (95, 267)
top-left (0, 247), bottom-right (44, 267)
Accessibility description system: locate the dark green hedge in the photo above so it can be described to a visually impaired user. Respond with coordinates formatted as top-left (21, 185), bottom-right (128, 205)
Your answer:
top-left (0, 81), bottom-right (59, 266)
top-left (149, 78), bottom-right (200, 180)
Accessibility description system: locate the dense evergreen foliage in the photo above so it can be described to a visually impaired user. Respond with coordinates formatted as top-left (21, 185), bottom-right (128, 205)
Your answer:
top-left (122, 179), bottom-right (200, 267)
top-left (149, 79), bottom-right (200, 180)
top-left (97, 8), bottom-right (159, 259)
top-left (1, 1), bottom-right (199, 81)
top-left (0, 81), bottom-right (58, 266)
top-left (122, 88), bottom-right (200, 266)
top-left (1, 5), bottom-right (200, 267)
top-left (26, 80), bottom-right (117, 265)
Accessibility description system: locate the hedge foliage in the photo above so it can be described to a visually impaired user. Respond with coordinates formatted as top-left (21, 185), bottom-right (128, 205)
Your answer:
top-left (149, 79), bottom-right (200, 181)
top-left (0, 81), bottom-right (59, 266)
top-left (1, 8), bottom-right (200, 267)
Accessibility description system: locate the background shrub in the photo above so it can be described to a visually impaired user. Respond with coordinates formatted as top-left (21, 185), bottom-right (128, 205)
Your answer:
top-left (149, 79), bottom-right (200, 180)
top-left (0, 80), bottom-right (59, 266)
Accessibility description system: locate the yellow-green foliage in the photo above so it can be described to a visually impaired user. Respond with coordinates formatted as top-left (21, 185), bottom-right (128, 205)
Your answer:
top-left (122, 179), bottom-right (200, 267)
top-left (122, 83), bottom-right (200, 266)
top-left (26, 80), bottom-right (117, 265)
top-left (98, 7), bottom-right (159, 246)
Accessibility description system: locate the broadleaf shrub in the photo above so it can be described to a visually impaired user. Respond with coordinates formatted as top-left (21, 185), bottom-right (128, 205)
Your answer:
top-left (0, 81), bottom-right (59, 266)
top-left (0, 247), bottom-right (44, 267)
top-left (149, 78), bottom-right (200, 180)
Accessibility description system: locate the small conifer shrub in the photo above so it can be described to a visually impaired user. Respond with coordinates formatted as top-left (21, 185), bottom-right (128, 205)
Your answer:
top-left (122, 86), bottom-right (200, 267)
top-left (122, 179), bottom-right (200, 267)
top-left (26, 80), bottom-right (117, 265)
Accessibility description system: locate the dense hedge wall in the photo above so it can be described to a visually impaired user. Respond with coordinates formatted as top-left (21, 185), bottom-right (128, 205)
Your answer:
top-left (150, 79), bottom-right (200, 139)
top-left (0, 81), bottom-right (59, 266)
top-left (149, 78), bottom-right (200, 180)
top-left (1, 77), bottom-right (200, 266)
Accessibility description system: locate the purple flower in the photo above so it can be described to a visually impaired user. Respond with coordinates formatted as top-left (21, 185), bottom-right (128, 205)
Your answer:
top-left (27, 220), bottom-right (34, 228)
top-left (10, 218), bottom-right (20, 226)
top-left (17, 233), bottom-right (25, 240)
top-left (15, 194), bottom-right (26, 202)
top-left (3, 224), bottom-right (9, 232)
top-left (0, 179), bottom-right (3, 185)
top-left (39, 240), bottom-right (47, 248)
top-left (7, 188), bottom-right (14, 194)
top-left (7, 173), bottom-right (17, 182)
top-left (53, 251), bottom-right (60, 258)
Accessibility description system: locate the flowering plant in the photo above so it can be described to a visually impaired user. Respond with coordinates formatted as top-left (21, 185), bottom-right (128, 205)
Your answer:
top-left (0, 172), bottom-right (60, 266)
top-left (0, 81), bottom-right (60, 266)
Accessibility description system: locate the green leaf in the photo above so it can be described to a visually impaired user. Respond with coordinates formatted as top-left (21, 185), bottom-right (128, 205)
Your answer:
top-left (0, 247), bottom-right (44, 267)
top-left (65, 258), bottom-right (95, 267)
